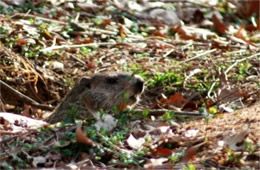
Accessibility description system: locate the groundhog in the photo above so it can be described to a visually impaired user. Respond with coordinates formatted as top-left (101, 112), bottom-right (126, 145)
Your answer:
top-left (45, 72), bottom-right (144, 126)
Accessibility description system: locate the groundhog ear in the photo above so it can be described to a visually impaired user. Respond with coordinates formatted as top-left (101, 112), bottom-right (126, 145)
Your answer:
top-left (79, 77), bottom-right (91, 88)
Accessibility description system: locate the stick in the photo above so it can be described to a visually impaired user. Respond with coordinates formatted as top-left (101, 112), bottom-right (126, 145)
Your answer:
top-left (0, 80), bottom-right (54, 110)
top-left (225, 52), bottom-right (260, 74)
top-left (40, 42), bottom-right (117, 52)
top-left (181, 49), bottom-right (217, 63)
top-left (10, 13), bottom-right (67, 25)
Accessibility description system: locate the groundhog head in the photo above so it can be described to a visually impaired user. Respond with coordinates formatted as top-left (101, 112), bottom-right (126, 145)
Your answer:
top-left (81, 73), bottom-right (144, 114)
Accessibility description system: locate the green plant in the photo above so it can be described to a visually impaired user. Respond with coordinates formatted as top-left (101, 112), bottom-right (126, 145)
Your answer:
top-left (148, 71), bottom-right (183, 88)
top-left (162, 111), bottom-right (176, 121)
top-left (169, 151), bottom-right (185, 163)
top-left (64, 105), bottom-right (78, 124)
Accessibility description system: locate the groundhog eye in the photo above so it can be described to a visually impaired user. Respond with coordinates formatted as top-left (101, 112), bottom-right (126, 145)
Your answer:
top-left (106, 77), bottom-right (118, 84)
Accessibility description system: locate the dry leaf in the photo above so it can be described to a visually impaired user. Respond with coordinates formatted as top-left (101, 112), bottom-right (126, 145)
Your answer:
top-left (216, 71), bottom-right (244, 105)
top-left (103, 18), bottom-right (111, 25)
top-left (32, 156), bottom-right (46, 167)
top-left (212, 14), bottom-right (227, 35)
top-left (171, 26), bottom-right (197, 40)
top-left (85, 59), bottom-right (96, 69)
top-left (76, 123), bottom-right (95, 146)
top-left (224, 130), bottom-right (249, 151)
top-left (182, 142), bottom-right (206, 163)
top-left (212, 41), bottom-right (229, 50)
top-left (119, 26), bottom-right (127, 37)
top-left (152, 147), bottom-right (173, 157)
top-left (17, 39), bottom-right (28, 45)
top-left (126, 133), bottom-right (145, 150)
top-left (144, 157), bottom-right (168, 168)
top-left (184, 129), bottom-right (199, 138)
top-left (151, 31), bottom-right (165, 37)
top-left (234, 26), bottom-right (256, 47)
top-left (167, 93), bottom-right (188, 108)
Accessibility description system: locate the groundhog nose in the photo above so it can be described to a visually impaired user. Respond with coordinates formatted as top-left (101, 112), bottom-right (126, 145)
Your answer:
top-left (135, 79), bottom-right (144, 93)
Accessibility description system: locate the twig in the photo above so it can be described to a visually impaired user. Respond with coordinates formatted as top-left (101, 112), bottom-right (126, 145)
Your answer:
top-left (133, 37), bottom-right (247, 49)
top-left (184, 68), bottom-right (202, 88)
top-left (181, 49), bottom-right (217, 63)
top-left (207, 81), bottom-right (217, 100)
top-left (0, 80), bottom-right (54, 110)
top-left (223, 49), bottom-right (247, 55)
top-left (10, 13), bottom-right (67, 25)
top-left (156, 0), bottom-right (211, 8)
top-left (133, 109), bottom-right (203, 117)
top-left (68, 52), bottom-right (86, 65)
top-left (163, 49), bottom-right (175, 58)
top-left (225, 52), bottom-right (260, 74)
top-left (87, 27), bottom-right (117, 35)
top-left (40, 42), bottom-right (117, 52)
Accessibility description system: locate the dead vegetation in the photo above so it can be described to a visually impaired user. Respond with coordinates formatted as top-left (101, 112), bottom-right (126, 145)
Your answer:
top-left (0, 0), bottom-right (259, 169)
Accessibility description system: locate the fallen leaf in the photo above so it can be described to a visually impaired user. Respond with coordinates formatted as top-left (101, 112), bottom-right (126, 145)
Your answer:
top-left (127, 133), bottom-right (145, 150)
top-left (167, 93), bottom-right (188, 108)
top-left (212, 41), bottom-right (229, 50)
top-left (184, 129), bottom-right (199, 138)
top-left (234, 26), bottom-right (256, 47)
top-left (150, 31), bottom-right (165, 37)
top-left (182, 142), bottom-right (206, 162)
top-left (152, 147), bottom-right (173, 157)
top-left (171, 26), bottom-right (197, 40)
top-left (86, 59), bottom-right (96, 69)
top-left (224, 130), bottom-right (249, 151)
top-left (33, 156), bottom-right (46, 167)
top-left (216, 71), bottom-right (244, 105)
top-left (103, 18), bottom-right (111, 25)
top-left (41, 31), bottom-right (53, 40)
top-left (144, 157), bottom-right (168, 168)
top-left (119, 26), bottom-right (127, 37)
top-left (212, 14), bottom-right (227, 35)
top-left (17, 39), bottom-right (27, 45)
top-left (75, 38), bottom-right (94, 44)
top-left (76, 123), bottom-right (95, 146)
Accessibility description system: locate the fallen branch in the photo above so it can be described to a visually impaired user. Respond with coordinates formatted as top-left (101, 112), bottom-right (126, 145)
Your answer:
top-left (181, 49), bottom-right (217, 63)
top-left (40, 42), bottom-right (117, 52)
top-left (0, 80), bottom-right (54, 111)
top-left (10, 13), bottom-right (67, 25)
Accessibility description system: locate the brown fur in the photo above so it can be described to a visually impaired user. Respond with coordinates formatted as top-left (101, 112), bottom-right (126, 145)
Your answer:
top-left (45, 73), bottom-right (144, 123)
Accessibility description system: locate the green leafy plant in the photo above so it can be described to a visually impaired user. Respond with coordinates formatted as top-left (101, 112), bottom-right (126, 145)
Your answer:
top-left (148, 71), bottom-right (183, 88)
top-left (64, 105), bottom-right (78, 124)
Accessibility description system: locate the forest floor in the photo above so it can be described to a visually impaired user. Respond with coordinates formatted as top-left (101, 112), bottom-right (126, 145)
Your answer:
top-left (0, 0), bottom-right (259, 169)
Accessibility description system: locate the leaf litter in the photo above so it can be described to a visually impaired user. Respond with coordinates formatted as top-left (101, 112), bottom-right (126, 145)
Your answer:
top-left (0, 0), bottom-right (259, 169)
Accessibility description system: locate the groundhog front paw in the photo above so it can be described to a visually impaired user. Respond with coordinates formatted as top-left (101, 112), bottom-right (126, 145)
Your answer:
top-left (94, 114), bottom-right (118, 131)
